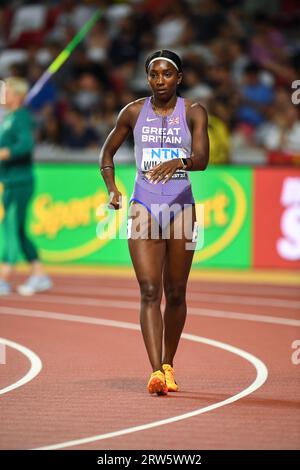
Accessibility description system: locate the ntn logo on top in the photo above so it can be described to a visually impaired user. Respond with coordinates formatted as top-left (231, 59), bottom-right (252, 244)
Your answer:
top-left (141, 148), bottom-right (187, 171)
top-left (142, 147), bottom-right (186, 160)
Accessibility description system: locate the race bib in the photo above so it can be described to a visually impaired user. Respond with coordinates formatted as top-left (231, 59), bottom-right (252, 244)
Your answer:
top-left (141, 147), bottom-right (188, 179)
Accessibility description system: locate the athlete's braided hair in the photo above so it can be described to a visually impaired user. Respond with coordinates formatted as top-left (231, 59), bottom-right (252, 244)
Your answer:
top-left (145, 50), bottom-right (183, 73)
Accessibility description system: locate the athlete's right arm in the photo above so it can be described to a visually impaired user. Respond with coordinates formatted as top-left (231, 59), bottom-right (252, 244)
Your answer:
top-left (99, 104), bottom-right (134, 210)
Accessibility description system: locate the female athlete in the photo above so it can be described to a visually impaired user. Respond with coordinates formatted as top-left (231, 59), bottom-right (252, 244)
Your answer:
top-left (100, 50), bottom-right (209, 396)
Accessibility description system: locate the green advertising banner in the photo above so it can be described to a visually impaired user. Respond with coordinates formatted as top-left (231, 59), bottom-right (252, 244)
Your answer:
top-left (191, 166), bottom-right (252, 267)
top-left (0, 164), bottom-right (252, 267)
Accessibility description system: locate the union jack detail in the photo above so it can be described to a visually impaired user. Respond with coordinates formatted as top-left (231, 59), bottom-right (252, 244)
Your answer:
top-left (168, 116), bottom-right (180, 125)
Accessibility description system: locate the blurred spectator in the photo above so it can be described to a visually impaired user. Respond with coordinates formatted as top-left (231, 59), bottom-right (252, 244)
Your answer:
top-left (207, 98), bottom-right (231, 164)
top-left (256, 104), bottom-right (300, 154)
top-left (154, 1), bottom-right (189, 48)
top-left (191, 0), bottom-right (225, 43)
top-left (62, 108), bottom-right (100, 149)
top-left (207, 63), bottom-right (237, 102)
top-left (37, 112), bottom-right (63, 146)
top-left (72, 72), bottom-right (102, 115)
top-left (208, 114), bottom-right (231, 164)
top-left (70, 48), bottom-right (109, 89)
top-left (109, 15), bottom-right (140, 67)
top-left (236, 63), bottom-right (274, 128)
top-left (227, 38), bottom-right (249, 84)
top-left (0, 8), bottom-right (7, 49)
top-left (250, 12), bottom-right (288, 67)
top-left (183, 64), bottom-right (213, 107)
top-left (85, 20), bottom-right (110, 64)
top-left (90, 91), bottom-right (118, 141)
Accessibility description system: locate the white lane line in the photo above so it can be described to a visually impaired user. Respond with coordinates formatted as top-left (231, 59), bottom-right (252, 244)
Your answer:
top-left (37, 285), bottom-right (300, 309)
top-left (0, 338), bottom-right (42, 395)
top-left (188, 283), bottom-right (300, 297)
top-left (189, 293), bottom-right (300, 309)
top-left (0, 308), bottom-right (268, 450)
top-left (53, 281), bottom-right (300, 298)
top-left (2, 295), bottom-right (300, 327)
top-left (188, 307), bottom-right (300, 327)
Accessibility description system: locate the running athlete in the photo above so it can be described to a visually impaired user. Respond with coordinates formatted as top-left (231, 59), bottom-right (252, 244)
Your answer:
top-left (100, 50), bottom-right (209, 395)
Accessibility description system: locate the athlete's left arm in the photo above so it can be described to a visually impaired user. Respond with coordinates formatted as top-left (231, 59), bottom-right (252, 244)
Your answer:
top-left (188, 103), bottom-right (209, 171)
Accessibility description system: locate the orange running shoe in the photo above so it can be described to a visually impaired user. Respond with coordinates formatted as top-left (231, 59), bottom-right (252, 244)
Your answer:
top-left (162, 364), bottom-right (179, 392)
top-left (147, 370), bottom-right (168, 395)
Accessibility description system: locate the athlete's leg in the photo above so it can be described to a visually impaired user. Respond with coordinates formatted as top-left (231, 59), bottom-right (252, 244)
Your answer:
top-left (162, 204), bottom-right (196, 366)
top-left (128, 202), bottom-right (166, 372)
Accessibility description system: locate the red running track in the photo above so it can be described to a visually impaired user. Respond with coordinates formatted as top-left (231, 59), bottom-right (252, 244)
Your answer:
top-left (0, 273), bottom-right (299, 450)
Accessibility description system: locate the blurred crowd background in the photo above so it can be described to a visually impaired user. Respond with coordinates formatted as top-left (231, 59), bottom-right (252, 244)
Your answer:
top-left (0, 0), bottom-right (300, 165)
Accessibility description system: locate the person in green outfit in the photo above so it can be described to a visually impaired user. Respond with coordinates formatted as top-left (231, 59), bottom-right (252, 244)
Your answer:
top-left (0, 77), bottom-right (52, 295)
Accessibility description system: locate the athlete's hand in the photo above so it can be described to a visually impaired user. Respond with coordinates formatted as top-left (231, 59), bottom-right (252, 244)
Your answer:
top-left (146, 159), bottom-right (183, 184)
top-left (108, 190), bottom-right (122, 210)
